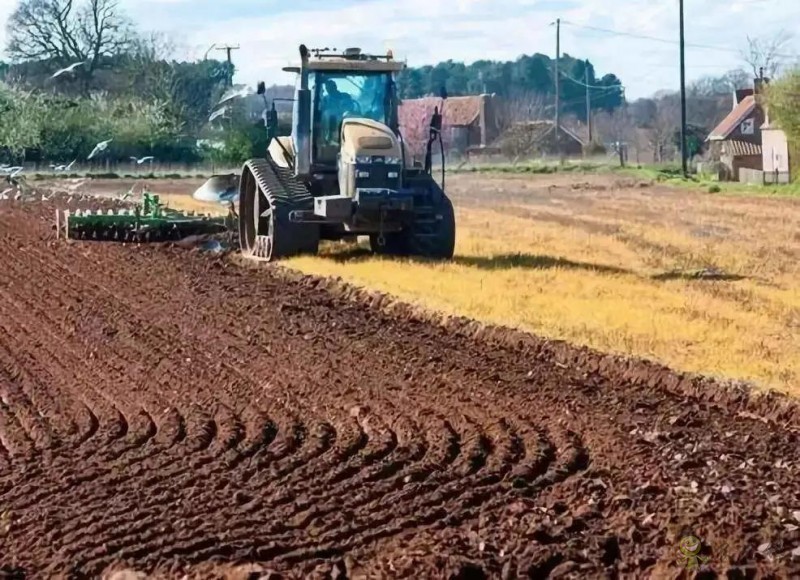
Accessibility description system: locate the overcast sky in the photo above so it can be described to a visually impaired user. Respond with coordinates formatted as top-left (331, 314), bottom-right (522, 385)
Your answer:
top-left (0, 0), bottom-right (798, 98)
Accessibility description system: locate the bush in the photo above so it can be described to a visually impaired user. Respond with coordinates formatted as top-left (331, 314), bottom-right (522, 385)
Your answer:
top-left (583, 141), bottom-right (606, 156)
top-left (0, 82), bottom-right (244, 165)
top-left (707, 184), bottom-right (721, 193)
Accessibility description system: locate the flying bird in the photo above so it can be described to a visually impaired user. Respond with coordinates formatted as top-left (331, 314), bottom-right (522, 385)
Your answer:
top-left (50, 161), bottom-right (75, 171)
top-left (217, 84), bottom-right (254, 106)
top-left (208, 107), bottom-right (228, 123)
top-left (119, 182), bottom-right (140, 200)
top-left (87, 139), bottom-right (112, 160)
top-left (51, 61), bottom-right (85, 79)
top-left (130, 156), bottom-right (154, 164)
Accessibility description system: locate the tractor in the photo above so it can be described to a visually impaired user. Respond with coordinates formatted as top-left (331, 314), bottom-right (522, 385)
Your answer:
top-left (197, 44), bottom-right (455, 261)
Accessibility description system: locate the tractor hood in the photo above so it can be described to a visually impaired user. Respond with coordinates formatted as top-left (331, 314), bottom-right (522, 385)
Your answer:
top-left (339, 118), bottom-right (401, 164)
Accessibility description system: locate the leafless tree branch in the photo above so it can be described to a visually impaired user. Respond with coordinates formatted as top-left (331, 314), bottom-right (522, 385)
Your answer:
top-left (743, 30), bottom-right (794, 79)
top-left (6, 0), bottom-right (134, 82)
top-left (492, 90), bottom-right (549, 160)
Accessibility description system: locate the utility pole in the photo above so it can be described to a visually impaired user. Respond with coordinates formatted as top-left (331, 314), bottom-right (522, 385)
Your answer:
top-left (216, 44), bottom-right (240, 87)
top-left (679, 0), bottom-right (688, 176)
top-left (585, 62), bottom-right (592, 143)
top-left (554, 18), bottom-right (561, 161)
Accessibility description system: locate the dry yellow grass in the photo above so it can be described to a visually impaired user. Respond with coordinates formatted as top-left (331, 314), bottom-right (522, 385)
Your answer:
top-left (156, 193), bottom-right (228, 216)
top-left (287, 173), bottom-right (800, 395)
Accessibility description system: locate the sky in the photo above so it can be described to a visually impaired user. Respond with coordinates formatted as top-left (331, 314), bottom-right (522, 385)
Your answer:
top-left (0, 0), bottom-right (798, 99)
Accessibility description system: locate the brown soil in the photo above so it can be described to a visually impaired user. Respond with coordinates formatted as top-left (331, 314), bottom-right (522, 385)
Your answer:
top-left (1, 195), bottom-right (799, 579)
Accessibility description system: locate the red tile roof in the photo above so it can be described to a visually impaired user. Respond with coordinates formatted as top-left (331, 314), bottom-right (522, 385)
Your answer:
top-left (399, 95), bottom-right (484, 128)
top-left (707, 95), bottom-right (757, 140)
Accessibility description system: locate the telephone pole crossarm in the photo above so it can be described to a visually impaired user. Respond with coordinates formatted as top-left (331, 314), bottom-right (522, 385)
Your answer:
top-left (216, 44), bottom-right (241, 87)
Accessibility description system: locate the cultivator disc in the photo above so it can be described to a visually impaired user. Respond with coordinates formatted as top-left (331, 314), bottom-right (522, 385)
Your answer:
top-left (55, 193), bottom-right (230, 243)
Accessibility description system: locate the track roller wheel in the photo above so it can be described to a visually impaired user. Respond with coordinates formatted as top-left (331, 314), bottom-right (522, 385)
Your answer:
top-left (238, 157), bottom-right (319, 261)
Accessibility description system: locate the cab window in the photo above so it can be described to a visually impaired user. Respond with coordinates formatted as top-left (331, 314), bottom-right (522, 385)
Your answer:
top-left (311, 71), bottom-right (390, 163)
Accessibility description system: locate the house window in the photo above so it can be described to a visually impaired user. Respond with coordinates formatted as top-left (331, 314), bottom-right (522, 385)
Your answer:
top-left (741, 118), bottom-right (754, 135)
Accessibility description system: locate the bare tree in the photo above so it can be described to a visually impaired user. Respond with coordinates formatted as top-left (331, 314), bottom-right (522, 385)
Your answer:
top-left (126, 32), bottom-right (178, 103)
top-left (494, 89), bottom-right (547, 134)
top-left (131, 31), bottom-right (176, 63)
top-left (650, 97), bottom-right (680, 163)
top-left (6, 0), bottom-right (134, 83)
top-left (742, 30), bottom-right (794, 79)
top-left (593, 107), bottom-right (634, 166)
top-left (492, 90), bottom-right (548, 161)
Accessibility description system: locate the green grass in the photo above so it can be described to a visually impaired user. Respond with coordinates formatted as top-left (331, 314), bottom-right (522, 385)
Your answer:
top-left (451, 160), bottom-right (800, 199)
top-left (618, 166), bottom-right (800, 198)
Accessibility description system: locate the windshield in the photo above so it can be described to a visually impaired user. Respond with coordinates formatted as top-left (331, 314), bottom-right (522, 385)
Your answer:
top-left (311, 71), bottom-right (391, 163)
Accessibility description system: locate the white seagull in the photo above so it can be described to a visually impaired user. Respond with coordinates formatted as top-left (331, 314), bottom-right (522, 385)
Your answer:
top-left (130, 156), bottom-right (154, 164)
top-left (217, 84), bottom-right (254, 106)
top-left (51, 61), bottom-right (85, 79)
top-left (208, 107), bottom-right (228, 123)
top-left (87, 139), bottom-right (112, 160)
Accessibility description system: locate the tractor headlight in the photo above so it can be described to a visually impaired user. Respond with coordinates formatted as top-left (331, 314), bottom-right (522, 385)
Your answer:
top-left (388, 172), bottom-right (399, 179)
top-left (384, 156), bottom-right (402, 165)
top-left (356, 156), bottom-right (372, 164)
top-left (357, 170), bottom-right (370, 178)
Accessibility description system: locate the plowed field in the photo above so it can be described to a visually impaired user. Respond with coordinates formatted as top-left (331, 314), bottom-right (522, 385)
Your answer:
top-left (1, 196), bottom-right (799, 579)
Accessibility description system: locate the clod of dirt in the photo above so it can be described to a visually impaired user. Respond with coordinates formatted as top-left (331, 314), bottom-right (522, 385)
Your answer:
top-left (106, 570), bottom-right (148, 580)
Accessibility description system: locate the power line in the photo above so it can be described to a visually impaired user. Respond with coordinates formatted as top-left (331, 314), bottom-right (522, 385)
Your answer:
top-left (559, 70), bottom-right (623, 90)
top-left (561, 20), bottom-right (796, 58)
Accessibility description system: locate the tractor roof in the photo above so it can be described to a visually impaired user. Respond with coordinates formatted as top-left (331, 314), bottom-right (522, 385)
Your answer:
top-left (283, 47), bottom-right (406, 74)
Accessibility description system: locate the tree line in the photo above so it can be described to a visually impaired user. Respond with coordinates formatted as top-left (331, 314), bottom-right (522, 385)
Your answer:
top-left (396, 53), bottom-right (625, 123)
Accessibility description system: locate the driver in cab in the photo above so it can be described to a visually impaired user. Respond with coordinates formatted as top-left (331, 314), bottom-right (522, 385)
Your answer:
top-left (321, 80), bottom-right (359, 143)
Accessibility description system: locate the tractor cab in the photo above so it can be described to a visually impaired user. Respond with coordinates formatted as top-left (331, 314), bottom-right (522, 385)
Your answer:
top-left (281, 47), bottom-right (405, 178)
top-left (311, 69), bottom-right (394, 165)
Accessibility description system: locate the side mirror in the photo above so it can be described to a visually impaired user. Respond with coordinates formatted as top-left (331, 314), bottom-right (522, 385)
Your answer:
top-left (257, 81), bottom-right (266, 95)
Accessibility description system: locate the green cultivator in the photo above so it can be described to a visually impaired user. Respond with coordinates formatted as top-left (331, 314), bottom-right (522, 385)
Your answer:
top-left (56, 192), bottom-right (230, 242)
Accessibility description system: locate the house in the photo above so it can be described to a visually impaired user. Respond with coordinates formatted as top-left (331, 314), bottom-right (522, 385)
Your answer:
top-left (493, 120), bottom-right (585, 159)
top-left (761, 115), bottom-right (791, 184)
top-left (706, 78), bottom-right (767, 181)
top-left (398, 94), bottom-right (500, 159)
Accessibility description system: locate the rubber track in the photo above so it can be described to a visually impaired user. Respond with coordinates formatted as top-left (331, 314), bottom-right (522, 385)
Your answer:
top-left (242, 157), bottom-right (318, 258)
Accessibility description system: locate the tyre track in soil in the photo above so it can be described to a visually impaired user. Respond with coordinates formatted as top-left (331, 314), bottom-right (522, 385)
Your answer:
top-left (1, 198), bottom-right (800, 578)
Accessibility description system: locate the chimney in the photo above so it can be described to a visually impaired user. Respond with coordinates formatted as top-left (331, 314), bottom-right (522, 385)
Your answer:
top-left (754, 67), bottom-right (770, 96)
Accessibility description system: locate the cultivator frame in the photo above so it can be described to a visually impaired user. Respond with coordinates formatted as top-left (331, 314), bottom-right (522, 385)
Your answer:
top-left (56, 192), bottom-right (231, 242)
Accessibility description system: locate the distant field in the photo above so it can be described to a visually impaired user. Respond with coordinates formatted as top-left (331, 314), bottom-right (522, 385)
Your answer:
top-left (287, 172), bottom-right (800, 395)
